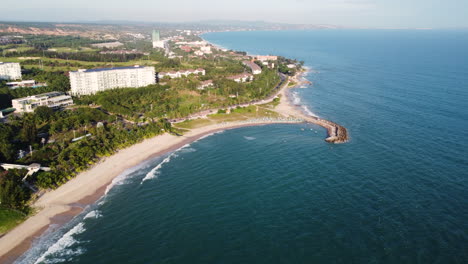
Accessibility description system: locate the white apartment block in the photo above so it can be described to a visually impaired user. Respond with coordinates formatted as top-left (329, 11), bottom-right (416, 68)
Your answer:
top-left (12, 92), bottom-right (73, 113)
top-left (69, 66), bottom-right (156, 96)
top-left (0, 62), bottom-right (22, 80)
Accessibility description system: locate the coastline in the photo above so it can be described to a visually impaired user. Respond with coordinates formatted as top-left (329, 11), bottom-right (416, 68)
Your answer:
top-left (0, 120), bottom-right (304, 263)
top-left (0, 65), bottom-right (348, 263)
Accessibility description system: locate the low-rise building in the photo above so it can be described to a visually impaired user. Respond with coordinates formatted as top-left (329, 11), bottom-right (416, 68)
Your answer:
top-left (242, 61), bottom-right (262, 75)
top-left (200, 46), bottom-right (212, 54)
top-left (69, 66), bottom-right (156, 96)
top-left (12, 92), bottom-right (73, 113)
top-left (194, 50), bottom-right (204, 56)
top-left (198, 80), bottom-right (214, 90)
top-left (0, 62), bottom-right (21, 80)
top-left (6, 80), bottom-right (47, 89)
top-left (255, 55), bottom-right (278, 61)
top-left (227, 73), bottom-right (254, 83)
top-left (158, 68), bottom-right (205, 79)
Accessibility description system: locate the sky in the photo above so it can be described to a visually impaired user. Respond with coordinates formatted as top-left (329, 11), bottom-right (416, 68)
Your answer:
top-left (1, 0), bottom-right (468, 28)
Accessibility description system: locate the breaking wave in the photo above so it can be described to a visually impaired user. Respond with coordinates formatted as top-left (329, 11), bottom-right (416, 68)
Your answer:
top-left (83, 210), bottom-right (102, 220)
top-left (301, 105), bottom-right (319, 118)
top-left (33, 223), bottom-right (86, 264)
top-left (290, 91), bottom-right (319, 118)
top-left (196, 130), bottom-right (225, 141)
top-left (140, 153), bottom-right (178, 183)
top-left (244, 136), bottom-right (256, 140)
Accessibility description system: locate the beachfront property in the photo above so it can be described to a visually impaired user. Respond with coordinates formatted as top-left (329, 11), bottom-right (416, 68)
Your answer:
top-left (152, 30), bottom-right (166, 49)
top-left (198, 80), bottom-right (214, 90)
top-left (6, 80), bottom-right (47, 89)
top-left (12, 92), bottom-right (73, 113)
top-left (255, 55), bottom-right (278, 62)
top-left (0, 62), bottom-right (22, 80)
top-left (69, 66), bottom-right (156, 96)
top-left (158, 68), bottom-right (206, 79)
top-left (227, 73), bottom-right (254, 83)
top-left (242, 61), bottom-right (262, 75)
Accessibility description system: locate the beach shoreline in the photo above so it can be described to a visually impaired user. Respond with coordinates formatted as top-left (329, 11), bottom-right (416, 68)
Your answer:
top-left (0, 65), bottom-right (347, 263)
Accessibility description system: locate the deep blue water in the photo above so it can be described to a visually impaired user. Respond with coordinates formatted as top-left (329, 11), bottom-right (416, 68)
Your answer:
top-left (19, 30), bottom-right (468, 264)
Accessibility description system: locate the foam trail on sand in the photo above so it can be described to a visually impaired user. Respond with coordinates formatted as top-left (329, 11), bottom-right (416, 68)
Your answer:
top-left (33, 223), bottom-right (86, 264)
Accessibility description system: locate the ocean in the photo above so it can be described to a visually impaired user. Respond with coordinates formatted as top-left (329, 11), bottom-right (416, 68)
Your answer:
top-left (19, 30), bottom-right (468, 263)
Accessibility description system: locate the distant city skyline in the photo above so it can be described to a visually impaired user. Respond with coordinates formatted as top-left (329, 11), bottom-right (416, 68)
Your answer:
top-left (2, 0), bottom-right (468, 28)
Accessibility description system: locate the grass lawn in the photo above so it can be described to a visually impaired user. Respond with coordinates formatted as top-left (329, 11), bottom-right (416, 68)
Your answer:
top-left (0, 208), bottom-right (26, 235)
top-left (174, 105), bottom-right (282, 130)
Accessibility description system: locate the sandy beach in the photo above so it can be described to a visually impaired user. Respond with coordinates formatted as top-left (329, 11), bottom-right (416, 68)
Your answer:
top-left (0, 70), bottom-right (347, 262)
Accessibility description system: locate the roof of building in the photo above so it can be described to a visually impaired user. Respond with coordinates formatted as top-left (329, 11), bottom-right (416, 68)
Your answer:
top-left (243, 61), bottom-right (262, 72)
top-left (13, 91), bottom-right (68, 102)
top-left (71, 65), bottom-right (152, 73)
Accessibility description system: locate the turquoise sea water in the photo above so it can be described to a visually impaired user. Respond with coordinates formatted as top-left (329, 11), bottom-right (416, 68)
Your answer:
top-left (19, 30), bottom-right (468, 263)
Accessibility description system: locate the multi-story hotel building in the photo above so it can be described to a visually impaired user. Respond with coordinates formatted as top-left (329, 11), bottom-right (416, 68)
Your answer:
top-left (69, 66), bottom-right (156, 96)
top-left (0, 62), bottom-right (22, 80)
top-left (12, 92), bottom-right (74, 113)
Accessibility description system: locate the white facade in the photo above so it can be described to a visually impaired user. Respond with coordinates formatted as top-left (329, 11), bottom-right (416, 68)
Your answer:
top-left (153, 40), bottom-right (166, 49)
top-left (200, 46), bottom-right (212, 54)
top-left (12, 92), bottom-right (73, 113)
top-left (0, 62), bottom-right (21, 80)
top-left (158, 68), bottom-right (205, 79)
top-left (227, 73), bottom-right (254, 83)
top-left (70, 66), bottom-right (156, 96)
top-left (242, 61), bottom-right (262, 75)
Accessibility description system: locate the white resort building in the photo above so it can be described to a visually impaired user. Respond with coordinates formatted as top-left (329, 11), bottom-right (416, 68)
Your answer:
top-left (6, 80), bottom-right (47, 89)
top-left (69, 66), bottom-right (156, 96)
top-left (227, 73), bottom-right (254, 83)
top-left (242, 61), bottom-right (262, 75)
top-left (0, 62), bottom-right (22, 80)
top-left (158, 68), bottom-right (205, 79)
top-left (12, 92), bottom-right (73, 113)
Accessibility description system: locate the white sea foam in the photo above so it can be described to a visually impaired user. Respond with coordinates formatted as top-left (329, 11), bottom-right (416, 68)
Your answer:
top-left (104, 160), bottom-right (153, 194)
top-left (179, 147), bottom-right (197, 153)
top-left (244, 136), bottom-right (256, 141)
top-left (301, 105), bottom-right (319, 117)
top-left (83, 210), bottom-right (102, 220)
top-left (292, 91), bottom-right (301, 105)
top-left (196, 130), bottom-right (225, 142)
top-left (289, 90), bottom-right (319, 118)
top-left (140, 153), bottom-right (178, 183)
top-left (33, 223), bottom-right (86, 264)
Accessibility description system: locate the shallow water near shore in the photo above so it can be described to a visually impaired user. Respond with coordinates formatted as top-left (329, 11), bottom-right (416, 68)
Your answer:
top-left (19, 30), bottom-right (468, 263)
